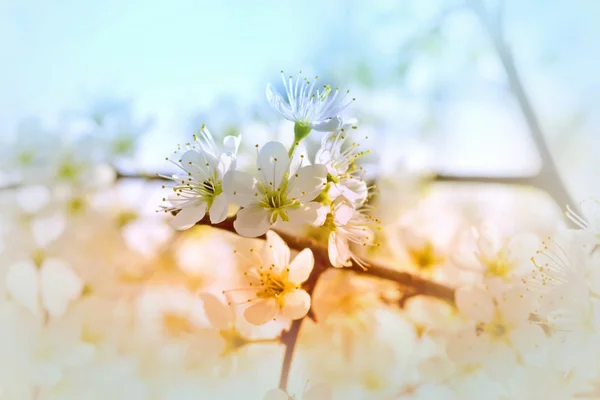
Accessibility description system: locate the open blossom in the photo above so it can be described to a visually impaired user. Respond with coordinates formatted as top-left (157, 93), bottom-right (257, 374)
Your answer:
top-left (223, 141), bottom-right (327, 238)
top-left (324, 198), bottom-right (380, 269)
top-left (447, 285), bottom-right (546, 380)
top-left (315, 122), bottom-right (369, 205)
top-left (161, 126), bottom-right (241, 230)
top-left (228, 231), bottom-right (314, 325)
top-left (266, 71), bottom-right (354, 133)
top-left (264, 382), bottom-right (332, 400)
top-left (454, 222), bottom-right (541, 288)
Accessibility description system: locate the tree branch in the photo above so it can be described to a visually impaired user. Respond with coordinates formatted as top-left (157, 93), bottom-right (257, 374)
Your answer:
top-left (468, 0), bottom-right (581, 221)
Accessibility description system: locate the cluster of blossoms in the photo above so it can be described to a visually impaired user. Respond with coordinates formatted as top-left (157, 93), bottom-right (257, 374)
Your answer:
top-left (162, 71), bottom-right (379, 280)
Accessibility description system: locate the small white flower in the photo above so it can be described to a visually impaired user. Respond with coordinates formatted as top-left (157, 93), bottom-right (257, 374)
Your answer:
top-left (264, 382), bottom-right (332, 400)
top-left (447, 285), bottom-right (546, 380)
top-left (161, 126), bottom-right (241, 230)
top-left (226, 231), bottom-right (314, 325)
top-left (324, 198), bottom-right (380, 269)
top-left (266, 71), bottom-right (354, 132)
top-left (315, 121), bottom-right (370, 205)
top-left (223, 141), bottom-right (327, 238)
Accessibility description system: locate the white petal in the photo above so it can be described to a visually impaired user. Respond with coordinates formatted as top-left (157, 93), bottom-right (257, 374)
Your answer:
top-left (6, 260), bottom-right (40, 316)
top-left (257, 141), bottom-right (291, 189)
top-left (263, 231), bottom-right (291, 269)
top-left (233, 205), bottom-right (272, 238)
top-left (288, 248), bottom-right (314, 284)
top-left (263, 388), bottom-right (289, 400)
top-left (286, 202), bottom-right (322, 226)
top-left (333, 201), bottom-right (355, 226)
top-left (244, 299), bottom-right (278, 325)
top-left (483, 342), bottom-right (517, 380)
top-left (446, 328), bottom-right (490, 365)
top-left (170, 203), bottom-right (207, 230)
top-left (337, 178), bottom-right (368, 205)
top-left (455, 286), bottom-right (495, 323)
top-left (496, 288), bottom-right (534, 325)
top-left (180, 150), bottom-right (211, 179)
top-left (304, 383), bottom-right (333, 400)
top-left (198, 293), bottom-right (233, 330)
top-left (281, 289), bottom-right (311, 320)
top-left (509, 321), bottom-right (546, 354)
top-left (32, 213), bottom-right (66, 248)
top-left (328, 232), bottom-right (351, 268)
top-left (222, 170), bottom-right (258, 207)
top-left (40, 259), bottom-right (83, 318)
top-left (507, 232), bottom-right (541, 266)
top-left (209, 193), bottom-right (229, 224)
top-left (287, 164), bottom-right (327, 203)
top-left (222, 135), bottom-right (241, 154)
top-left (311, 116), bottom-right (342, 132)
top-left (266, 83), bottom-right (293, 120)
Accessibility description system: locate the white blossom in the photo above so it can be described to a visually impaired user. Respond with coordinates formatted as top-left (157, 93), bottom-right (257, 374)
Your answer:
top-left (266, 71), bottom-right (354, 132)
top-left (264, 382), bottom-right (332, 400)
top-left (161, 126), bottom-right (241, 230)
top-left (223, 141), bottom-right (327, 238)
top-left (227, 231), bottom-right (314, 325)
top-left (324, 198), bottom-right (380, 269)
top-left (315, 121), bottom-right (370, 205)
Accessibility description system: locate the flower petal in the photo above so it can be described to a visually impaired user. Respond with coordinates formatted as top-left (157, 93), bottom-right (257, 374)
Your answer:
top-left (455, 286), bottom-right (495, 323)
top-left (288, 248), bottom-right (314, 284)
top-left (496, 288), bottom-right (534, 325)
top-left (286, 202), bottom-right (322, 226)
top-left (222, 135), bottom-right (241, 155)
top-left (304, 383), bottom-right (333, 400)
top-left (257, 141), bottom-right (291, 189)
top-left (180, 149), bottom-right (215, 179)
top-left (333, 200), bottom-right (355, 226)
top-left (40, 259), bottom-right (83, 318)
top-left (287, 164), bottom-right (327, 203)
top-left (6, 260), bottom-right (40, 316)
top-left (328, 232), bottom-right (351, 268)
top-left (509, 321), bottom-right (546, 354)
top-left (281, 289), bottom-right (311, 320)
top-left (170, 203), bottom-right (207, 230)
top-left (209, 192), bottom-right (229, 224)
top-left (222, 170), bottom-right (257, 208)
top-left (266, 84), bottom-right (294, 121)
top-left (311, 116), bottom-right (342, 132)
top-left (262, 231), bottom-right (291, 270)
top-left (198, 293), bottom-right (233, 330)
top-left (446, 328), bottom-right (490, 365)
top-left (263, 388), bottom-right (289, 400)
top-left (244, 299), bottom-right (278, 325)
top-left (233, 205), bottom-right (272, 238)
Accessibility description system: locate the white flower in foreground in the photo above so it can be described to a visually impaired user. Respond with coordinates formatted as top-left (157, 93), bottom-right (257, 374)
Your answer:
top-left (223, 141), bottom-right (327, 237)
top-left (228, 231), bottom-right (314, 325)
top-left (267, 71), bottom-right (354, 134)
top-left (324, 198), bottom-right (380, 269)
top-left (264, 382), bottom-right (332, 400)
top-left (161, 126), bottom-right (241, 230)
top-left (447, 285), bottom-right (546, 380)
top-left (315, 122), bottom-right (370, 205)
